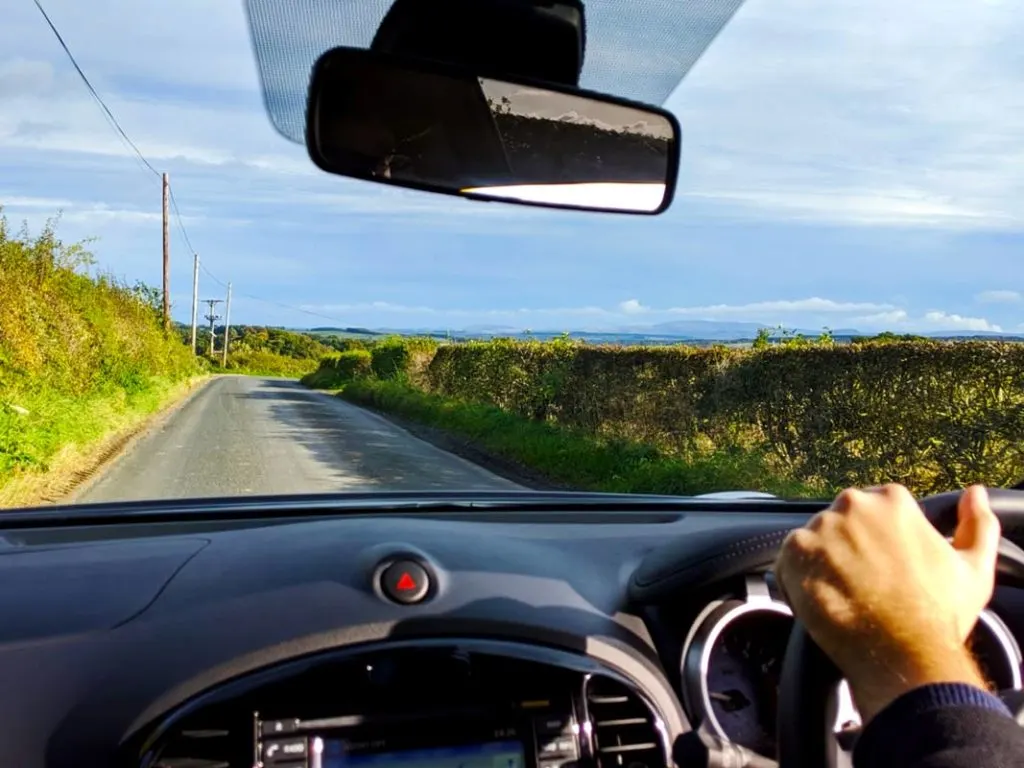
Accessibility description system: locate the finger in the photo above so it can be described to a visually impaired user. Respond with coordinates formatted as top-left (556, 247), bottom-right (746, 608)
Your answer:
top-left (774, 528), bottom-right (806, 606)
top-left (952, 485), bottom-right (1001, 574)
top-left (773, 559), bottom-right (791, 606)
top-left (828, 487), bottom-right (866, 514)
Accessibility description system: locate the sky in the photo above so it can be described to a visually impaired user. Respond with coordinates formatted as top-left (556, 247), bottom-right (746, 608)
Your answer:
top-left (1, 0), bottom-right (1023, 334)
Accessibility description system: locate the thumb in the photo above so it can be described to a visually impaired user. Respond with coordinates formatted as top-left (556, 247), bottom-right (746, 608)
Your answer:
top-left (952, 485), bottom-right (1001, 576)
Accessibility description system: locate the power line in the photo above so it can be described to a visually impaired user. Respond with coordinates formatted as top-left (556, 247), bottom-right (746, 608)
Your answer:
top-left (235, 292), bottom-right (352, 325)
top-left (32, 0), bottom-right (230, 292)
top-left (31, 0), bottom-right (160, 179)
top-left (31, 0), bottom-right (352, 331)
top-left (33, 0), bottom-right (208, 268)
top-left (200, 261), bottom-right (228, 289)
top-left (167, 187), bottom-right (196, 253)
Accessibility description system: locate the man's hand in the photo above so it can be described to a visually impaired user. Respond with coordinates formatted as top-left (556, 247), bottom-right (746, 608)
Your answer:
top-left (774, 484), bottom-right (1001, 724)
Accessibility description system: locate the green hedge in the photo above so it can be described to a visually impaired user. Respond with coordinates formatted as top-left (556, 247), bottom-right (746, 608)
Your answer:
top-left (302, 349), bottom-right (374, 388)
top-left (221, 350), bottom-right (320, 378)
top-left (304, 337), bottom-right (437, 389)
top-left (0, 213), bottom-right (199, 481)
top-left (425, 339), bottom-right (1024, 494)
top-left (303, 335), bottom-right (1024, 495)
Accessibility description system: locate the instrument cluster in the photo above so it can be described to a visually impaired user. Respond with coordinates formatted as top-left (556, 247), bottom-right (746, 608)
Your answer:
top-left (679, 577), bottom-right (1024, 759)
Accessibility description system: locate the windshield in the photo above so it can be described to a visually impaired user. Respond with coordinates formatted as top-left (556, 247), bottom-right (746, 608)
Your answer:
top-left (2, 0), bottom-right (1022, 509)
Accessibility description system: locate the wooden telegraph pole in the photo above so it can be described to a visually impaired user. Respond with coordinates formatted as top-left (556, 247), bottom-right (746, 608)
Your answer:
top-left (161, 173), bottom-right (170, 332)
top-left (190, 253), bottom-right (200, 354)
top-left (221, 282), bottom-right (232, 367)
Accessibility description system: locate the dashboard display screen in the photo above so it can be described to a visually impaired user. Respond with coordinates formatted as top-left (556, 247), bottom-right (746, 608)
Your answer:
top-left (318, 739), bottom-right (526, 768)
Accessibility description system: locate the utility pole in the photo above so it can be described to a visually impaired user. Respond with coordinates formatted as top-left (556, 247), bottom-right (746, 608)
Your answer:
top-left (203, 299), bottom-right (223, 360)
top-left (221, 282), bottom-right (232, 367)
top-left (162, 173), bottom-right (170, 332)
top-left (190, 254), bottom-right (200, 354)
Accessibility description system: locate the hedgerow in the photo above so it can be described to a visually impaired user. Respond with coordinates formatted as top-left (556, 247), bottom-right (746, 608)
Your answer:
top-left (305, 335), bottom-right (1024, 495)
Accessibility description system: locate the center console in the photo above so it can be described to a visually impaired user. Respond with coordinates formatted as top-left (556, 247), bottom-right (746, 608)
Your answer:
top-left (258, 696), bottom-right (577, 768)
top-left (136, 641), bottom-right (669, 768)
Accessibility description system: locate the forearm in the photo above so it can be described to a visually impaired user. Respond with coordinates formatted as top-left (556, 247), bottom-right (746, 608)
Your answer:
top-left (853, 683), bottom-right (1021, 768)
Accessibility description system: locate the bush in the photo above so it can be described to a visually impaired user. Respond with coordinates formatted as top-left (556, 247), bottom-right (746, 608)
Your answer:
top-left (0, 212), bottom-right (199, 482)
top-left (370, 336), bottom-right (438, 382)
top-left (301, 349), bottom-right (374, 389)
top-left (300, 333), bottom-right (1024, 496)
top-left (222, 350), bottom-right (319, 378)
top-left (335, 349), bottom-right (373, 379)
top-left (421, 339), bottom-right (1024, 495)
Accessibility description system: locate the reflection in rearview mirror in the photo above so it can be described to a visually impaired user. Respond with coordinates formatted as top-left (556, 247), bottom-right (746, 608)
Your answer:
top-left (306, 47), bottom-right (680, 215)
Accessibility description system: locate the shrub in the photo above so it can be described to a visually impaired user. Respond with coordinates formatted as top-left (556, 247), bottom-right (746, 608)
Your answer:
top-left (0, 212), bottom-right (199, 481)
top-left (301, 349), bottom-right (374, 389)
top-left (222, 350), bottom-right (319, 378)
top-left (335, 349), bottom-right (373, 380)
top-left (420, 339), bottom-right (1024, 495)
top-left (370, 336), bottom-right (438, 382)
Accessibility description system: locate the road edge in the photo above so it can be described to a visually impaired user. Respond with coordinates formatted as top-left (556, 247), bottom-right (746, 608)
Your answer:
top-left (309, 388), bottom-right (569, 492)
top-left (57, 376), bottom-right (217, 505)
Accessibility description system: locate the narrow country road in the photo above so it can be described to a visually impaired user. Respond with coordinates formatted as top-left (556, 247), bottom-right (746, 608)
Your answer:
top-left (74, 376), bottom-right (520, 503)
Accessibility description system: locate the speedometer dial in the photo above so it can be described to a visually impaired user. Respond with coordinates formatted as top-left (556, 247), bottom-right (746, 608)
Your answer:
top-left (682, 591), bottom-right (1023, 760)
top-left (704, 609), bottom-right (790, 757)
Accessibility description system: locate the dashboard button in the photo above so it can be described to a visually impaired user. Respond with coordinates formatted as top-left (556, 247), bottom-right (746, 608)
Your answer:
top-left (539, 737), bottom-right (576, 757)
top-left (263, 737), bottom-right (307, 762)
top-left (380, 560), bottom-right (430, 604)
top-left (260, 719), bottom-right (299, 737)
top-left (534, 715), bottom-right (572, 735)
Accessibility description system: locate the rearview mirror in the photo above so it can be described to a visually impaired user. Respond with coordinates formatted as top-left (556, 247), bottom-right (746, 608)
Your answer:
top-left (305, 47), bottom-right (681, 215)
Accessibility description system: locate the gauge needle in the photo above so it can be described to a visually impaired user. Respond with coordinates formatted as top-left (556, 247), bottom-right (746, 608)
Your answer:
top-left (710, 689), bottom-right (751, 712)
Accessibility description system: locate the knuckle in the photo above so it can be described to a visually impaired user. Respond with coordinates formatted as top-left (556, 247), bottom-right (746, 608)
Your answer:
top-left (831, 488), bottom-right (862, 511)
top-left (880, 482), bottom-right (912, 501)
top-left (782, 526), bottom-right (817, 557)
top-left (808, 509), bottom-right (840, 534)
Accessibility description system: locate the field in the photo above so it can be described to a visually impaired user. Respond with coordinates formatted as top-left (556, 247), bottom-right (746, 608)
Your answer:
top-left (304, 335), bottom-right (1024, 498)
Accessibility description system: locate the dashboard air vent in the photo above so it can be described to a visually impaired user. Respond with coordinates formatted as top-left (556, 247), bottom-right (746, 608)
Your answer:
top-left (145, 717), bottom-right (245, 768)
top-left (586, 676), bottom-right (665, 768)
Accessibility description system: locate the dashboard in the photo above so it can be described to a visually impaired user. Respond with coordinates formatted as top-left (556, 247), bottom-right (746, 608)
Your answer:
top-left (0, 494), bottom-right (1022, 768)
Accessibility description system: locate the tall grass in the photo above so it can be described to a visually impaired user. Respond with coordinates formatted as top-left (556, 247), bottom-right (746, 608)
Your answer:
top-left (0, 213), bottom-right (200, 503)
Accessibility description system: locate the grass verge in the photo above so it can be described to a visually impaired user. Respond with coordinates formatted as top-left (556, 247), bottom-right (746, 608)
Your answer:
top-left (0, 375), bottom-right (208, 508)
top-left (339, 379), bottom-right (824, 499)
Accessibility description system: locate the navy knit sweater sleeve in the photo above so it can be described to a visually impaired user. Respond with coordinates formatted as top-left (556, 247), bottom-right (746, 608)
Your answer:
top-left (853, 683), bottom-right (1022, 767)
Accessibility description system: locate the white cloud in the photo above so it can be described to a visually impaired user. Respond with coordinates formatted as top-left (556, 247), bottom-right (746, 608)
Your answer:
top-left (975, 290), bottom-right (1021, 303)
top-left (680, 188), bottom-right (1020, 230)
top-left (852, 309), bottom-right (1002, 333)
top-left (0, 194), bottom-right (230, 228)
top-left (669, 0), bottom-right (1024, 231)
top-left (619, 299), bottom-right (648, 314)
top-left (666, 297), bottom-right (894, 316)
top-left (921, 311), bottom-right (1001, 333)
top-left (854, 310), bottom-right (910, 326)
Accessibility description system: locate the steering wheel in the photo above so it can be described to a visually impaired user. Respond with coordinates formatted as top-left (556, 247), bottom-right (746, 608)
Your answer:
top-left (776, 488), bottom-right (1024, 768)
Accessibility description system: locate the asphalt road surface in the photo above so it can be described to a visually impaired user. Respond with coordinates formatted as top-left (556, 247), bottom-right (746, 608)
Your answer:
top-left (74, 376), bottom-right (521, 503)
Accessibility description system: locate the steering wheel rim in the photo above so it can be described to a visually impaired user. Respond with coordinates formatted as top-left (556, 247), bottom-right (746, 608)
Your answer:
top-left (776, 488), bottom-right (1024, 768)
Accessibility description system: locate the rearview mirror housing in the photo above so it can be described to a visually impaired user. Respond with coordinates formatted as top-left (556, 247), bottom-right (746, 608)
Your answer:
top-left (305, 47), bottom-right (681, 215)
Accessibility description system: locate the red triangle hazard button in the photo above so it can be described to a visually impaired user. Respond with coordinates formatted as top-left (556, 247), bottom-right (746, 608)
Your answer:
top-left (396, 572), bottom-right (417, 591)
top-left (381, 560), bottom-right (430, 604)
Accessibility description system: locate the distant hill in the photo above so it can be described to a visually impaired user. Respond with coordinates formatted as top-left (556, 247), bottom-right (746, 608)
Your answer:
top-left (296, 321), bottom-right (1024, 345)
top-left (308, 327), bottom-right (383, 337)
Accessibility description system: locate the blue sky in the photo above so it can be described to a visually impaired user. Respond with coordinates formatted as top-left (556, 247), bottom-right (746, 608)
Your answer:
top-left (1, 0), bottom-right (1023, 333)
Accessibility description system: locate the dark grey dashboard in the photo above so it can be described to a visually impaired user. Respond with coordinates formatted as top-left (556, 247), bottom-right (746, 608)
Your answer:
top-left (1, 496), bottom-right (1021, 768)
